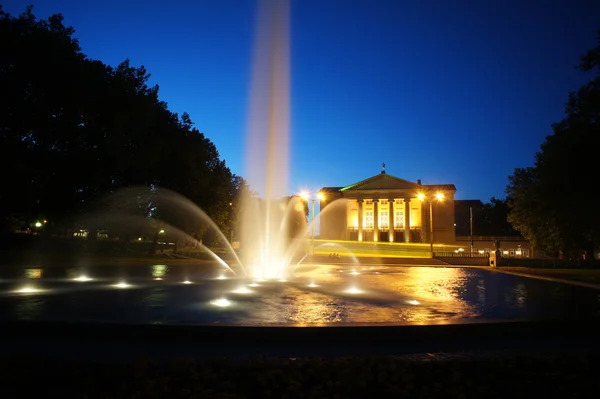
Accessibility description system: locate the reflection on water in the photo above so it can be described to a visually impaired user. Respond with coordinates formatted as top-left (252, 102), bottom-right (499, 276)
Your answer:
top-left (25, 268), bottom-right (42, 279)
top-left (477, 279), bottom-right (486, 307)
top-left (514, 283), bottom-right (527, 308)
top-left (151, 265), bottom-right (168, 278)
top-left (15, 296), bottom-right (44, 320)
top-left (287, 291), bottom-right (344, 324)
top-left (0, 264), bottom-right (598, 325)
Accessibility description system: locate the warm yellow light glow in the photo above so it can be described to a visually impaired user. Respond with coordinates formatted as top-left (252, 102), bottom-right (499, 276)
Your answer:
top-left (43, 220), bottom-right (47, 224)
top-left (435, 192), bottom-right (445, 201)
top-left (154, 277), bottom-right (163, 281)
top-left (417, 193), bottom-right (425, 201)
top-left (182, 280), bottom-right (192, 284)
top-left (216, 274), bottom-right (227, 280)
top-left (318, 192), bottom-right (325, 201)
top-left (248, 283), bottom-right (260, 287)
top-left (307, 282), bottom-right (318, 287)
top-left (349, 270), bottom-right (360, 275)
top-left (159, 229), bottom-right (165, 234)
top-left (232, 286), bottom-right (253, 294)
top-left (112, 282), bottom-right (131, 288)
top-left (406, 299), bottom-right (420, 305)
top-left (14, 285), bottom-right (41, 294)
top-left (210, 298), bottom-right (232, 307)
top-left (34, 222), bottom-right (42, 228)
top-left (74, 275), bottom-right (92, 282)
top-left (299, 190), bottom-right (309, 200)
top-left (345, 286), bottom-right (363, 294)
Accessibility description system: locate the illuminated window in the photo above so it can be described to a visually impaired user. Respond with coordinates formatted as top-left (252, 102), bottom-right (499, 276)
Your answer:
top-left (365, 200), bottom-right (373, 205)
top-left (380, 211), bottom-right (389, 228)
top-left (381, 199), bottom-right (388, 205)
top-left (365, 211), bottom-right (374, 229)
top-left (395, 210), bottom-right (404, 227)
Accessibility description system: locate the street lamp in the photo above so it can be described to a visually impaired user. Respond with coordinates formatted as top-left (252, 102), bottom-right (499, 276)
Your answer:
top-left (417, 191), bottom-right (445, 254)
top-left (300, 191), bottom-right (325, 254)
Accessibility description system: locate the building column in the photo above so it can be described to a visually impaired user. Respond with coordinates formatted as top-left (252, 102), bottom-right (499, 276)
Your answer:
top-left (357, 199), bottom-right (364, 242)
top-left (373, 199), bottom-right (379, 242)
top-left (345, 200), bottom-right (351, 240)
top-left (389, 199), bottom-right (395, 242)
top-left (404, 198), bottom-right (411, 243)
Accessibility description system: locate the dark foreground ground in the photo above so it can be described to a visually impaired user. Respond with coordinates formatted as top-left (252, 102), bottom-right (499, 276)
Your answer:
top-left (1, 320), bottom-right (600, 397)
top-left (1, 350), bottom-right (598, 398)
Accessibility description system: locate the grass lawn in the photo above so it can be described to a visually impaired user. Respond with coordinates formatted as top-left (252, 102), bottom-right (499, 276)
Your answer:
top-left (499, 266), bottom-right (600, 285)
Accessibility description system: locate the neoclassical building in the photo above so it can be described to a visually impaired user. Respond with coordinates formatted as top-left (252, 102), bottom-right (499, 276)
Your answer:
top-left (319, 170), bottom-right (456, 244)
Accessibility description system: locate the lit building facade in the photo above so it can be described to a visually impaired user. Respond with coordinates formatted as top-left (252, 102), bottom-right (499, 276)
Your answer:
top-left (319, 171), bottom-right (456, 244)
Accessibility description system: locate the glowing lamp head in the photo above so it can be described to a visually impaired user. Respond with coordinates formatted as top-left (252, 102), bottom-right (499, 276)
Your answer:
top-left (435, 192), bottom-right (445, 201)
top-left (318, 192), bottom-right (325, 201)
top-left (299, 191), bottom-right (309, 201)
top-left (345, 286), bottom-right (363, 294)
top-left (113, 282), bottom-right (131, 288)
top-left (232, 286), bottom-right (253, 294)
top-left (15, 285), bottom-right (40, 294)
top-left (210, 298), bottom-right (232, 307)
top-left (417, 193), bottom-right (425, 201)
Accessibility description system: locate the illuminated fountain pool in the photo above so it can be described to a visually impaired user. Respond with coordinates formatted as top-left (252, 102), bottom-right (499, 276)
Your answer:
top-left (0, 263), bottom-right (599, 325)
top-left (2, 1), bottom-right (599, 328)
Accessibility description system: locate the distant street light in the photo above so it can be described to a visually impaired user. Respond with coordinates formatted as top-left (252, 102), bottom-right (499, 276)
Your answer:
top-left (418, 192), bottom-right (445, 254)
top-left (300, 191), bottom-right (325, 254)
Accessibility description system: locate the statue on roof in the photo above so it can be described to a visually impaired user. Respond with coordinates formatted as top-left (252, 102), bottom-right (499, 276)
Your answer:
top-left (381, 162), bottom-right (386, 174)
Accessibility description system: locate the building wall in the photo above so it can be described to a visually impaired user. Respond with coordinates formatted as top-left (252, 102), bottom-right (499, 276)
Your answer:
top-left (319, 175), bottom-right (457, 244)
top-left (433, 194), bottom-right (456, 244)
top-left (320, 195), bottom-right (456, 243)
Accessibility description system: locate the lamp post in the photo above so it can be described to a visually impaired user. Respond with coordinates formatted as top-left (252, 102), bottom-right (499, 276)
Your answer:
top-left (417, 191), bottom-right (445, 255)
top-left (300, 191), bottom-right (324, 254)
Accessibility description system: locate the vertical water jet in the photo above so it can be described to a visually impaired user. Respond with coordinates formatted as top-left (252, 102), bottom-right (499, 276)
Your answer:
top-left (240, 0), bottom-right (292, 279)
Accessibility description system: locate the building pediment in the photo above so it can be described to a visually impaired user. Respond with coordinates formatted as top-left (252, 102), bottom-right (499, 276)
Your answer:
top-left (340, 174), bottom-right (421, 191)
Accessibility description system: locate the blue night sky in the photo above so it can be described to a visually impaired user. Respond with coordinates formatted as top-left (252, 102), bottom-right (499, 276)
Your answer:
top-left (4, 0), bottom-right (599, 201)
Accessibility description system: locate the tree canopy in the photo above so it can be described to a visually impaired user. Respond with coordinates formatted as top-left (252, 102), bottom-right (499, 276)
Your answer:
top-left (506, 30), bottom-right (600, 256)
top-left (0, 6), bottom-right (247, 244)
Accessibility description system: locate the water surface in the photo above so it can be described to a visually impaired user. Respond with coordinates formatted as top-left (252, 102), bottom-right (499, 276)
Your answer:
top-left (0, 264), bottom-right (598, 325)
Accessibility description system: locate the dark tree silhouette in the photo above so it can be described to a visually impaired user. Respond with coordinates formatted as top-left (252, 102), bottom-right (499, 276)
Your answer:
top-left (507, 30), bottom-right (600, 257)
top-left (0, 6), bottom-right (244, 246)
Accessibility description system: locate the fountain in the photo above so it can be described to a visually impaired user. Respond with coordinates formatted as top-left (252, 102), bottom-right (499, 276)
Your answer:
top-left (1, 0), bottom-right (597, 330)
top-left (239, 0), bottom-right (292, 280)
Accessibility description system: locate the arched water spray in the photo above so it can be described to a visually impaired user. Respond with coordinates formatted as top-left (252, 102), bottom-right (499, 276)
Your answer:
top-left (282, 198), bottom-right (348, 267)
top-left (93, 187), bottom-right (245, 275)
